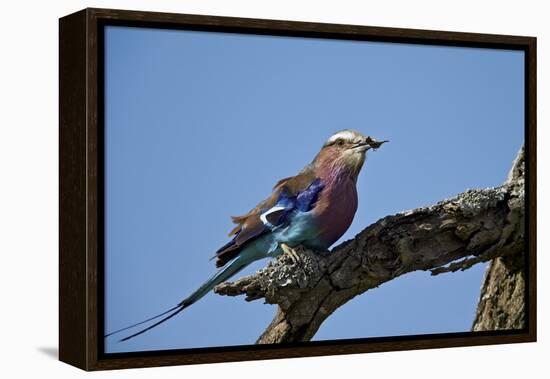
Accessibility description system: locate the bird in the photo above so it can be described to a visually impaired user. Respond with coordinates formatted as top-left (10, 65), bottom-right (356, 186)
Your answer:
top-left (105, 129), bottom-right (387, 342)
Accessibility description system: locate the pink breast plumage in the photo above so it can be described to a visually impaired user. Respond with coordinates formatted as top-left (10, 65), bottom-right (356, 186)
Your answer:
top-left (312, 174), bottom-right (359, 248)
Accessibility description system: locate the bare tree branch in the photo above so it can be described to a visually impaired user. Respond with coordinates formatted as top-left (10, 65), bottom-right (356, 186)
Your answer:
top-left (215, 147), bottom-right (525, 344)
top-left (472, 146), bottom-right (526, 331)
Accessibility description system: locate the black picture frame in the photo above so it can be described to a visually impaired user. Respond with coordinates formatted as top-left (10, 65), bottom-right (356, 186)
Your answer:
top-left (59, 7), bottom-right (537, 371)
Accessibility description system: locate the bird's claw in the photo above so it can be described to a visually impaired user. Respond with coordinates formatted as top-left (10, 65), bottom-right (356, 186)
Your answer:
top-left (280, 243), bottom-right (302, 266)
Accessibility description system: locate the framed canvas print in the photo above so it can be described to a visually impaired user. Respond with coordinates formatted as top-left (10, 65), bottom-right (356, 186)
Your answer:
top-left (59, 8), bottom-right (536, 371)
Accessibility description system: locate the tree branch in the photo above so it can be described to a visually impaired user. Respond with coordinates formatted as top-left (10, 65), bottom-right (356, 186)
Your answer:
top-left (215, 147), bottom-right (525, 344)
top-left (472, 146), bottom-right (526, 331)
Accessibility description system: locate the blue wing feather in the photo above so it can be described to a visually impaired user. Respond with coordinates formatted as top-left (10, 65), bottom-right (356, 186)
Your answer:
top-left (268, 178), bottom-right (324, 226)
top-left (214, 176), bottom-right (323, 267)
top-left (296, 178), bottom-right (324, 211)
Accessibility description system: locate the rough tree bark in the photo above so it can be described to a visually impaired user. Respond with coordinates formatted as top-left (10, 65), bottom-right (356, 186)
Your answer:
top-left (472, 147), bottom-right (526, 331)
top-left (215, 147), bottom-right (525, 344)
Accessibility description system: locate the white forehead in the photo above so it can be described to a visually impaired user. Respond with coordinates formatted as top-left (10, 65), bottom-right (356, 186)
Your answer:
top-left (326, 130), bottom-right (362, 144)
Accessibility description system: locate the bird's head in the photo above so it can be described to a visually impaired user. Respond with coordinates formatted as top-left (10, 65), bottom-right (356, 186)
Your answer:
top-left (314, 130), bottom-right (388, 180)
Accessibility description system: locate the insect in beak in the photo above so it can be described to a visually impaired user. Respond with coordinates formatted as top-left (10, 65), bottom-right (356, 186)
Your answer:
top-left (364, 138), bottom-right (389, 151)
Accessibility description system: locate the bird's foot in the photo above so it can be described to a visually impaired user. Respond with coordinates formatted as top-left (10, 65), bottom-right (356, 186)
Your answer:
top-left (280, 243), bottom-right (303, 266)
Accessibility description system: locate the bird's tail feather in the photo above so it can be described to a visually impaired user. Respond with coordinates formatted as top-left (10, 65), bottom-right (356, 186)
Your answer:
top-left (106, 256), bottom-right (247, 342)
top-left (118, 305), bottom-right (188, 342)
top-left (104, 304), bottom-right (182, 338)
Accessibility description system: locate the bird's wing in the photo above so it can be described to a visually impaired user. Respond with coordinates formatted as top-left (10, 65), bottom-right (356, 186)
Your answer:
top-left (213, 166), bottom-right (322, 268)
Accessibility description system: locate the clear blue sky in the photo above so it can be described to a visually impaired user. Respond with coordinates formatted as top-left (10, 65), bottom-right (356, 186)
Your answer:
top-left (104, 25), bottom-right (524, 353)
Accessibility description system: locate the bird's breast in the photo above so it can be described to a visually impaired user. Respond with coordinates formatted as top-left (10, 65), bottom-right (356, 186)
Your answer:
top-left (311, 176), bottom-right (358, 248)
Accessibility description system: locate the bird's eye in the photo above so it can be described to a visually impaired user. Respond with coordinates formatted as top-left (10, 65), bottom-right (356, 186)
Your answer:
top-left (336, 139), bottom-right (344, 146)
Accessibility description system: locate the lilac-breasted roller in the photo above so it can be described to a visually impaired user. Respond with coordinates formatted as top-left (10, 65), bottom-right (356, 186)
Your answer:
top-left (106, 130), bottom-right (387, 341)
